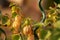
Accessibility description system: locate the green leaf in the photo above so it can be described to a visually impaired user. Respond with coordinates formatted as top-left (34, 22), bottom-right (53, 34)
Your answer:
top-left (2, 16), bottom-right (9, 24)
top-left (50, 32), bottom-right (60, 40)
top-left (45, 31), bottom-right (51, 39)
top-left (4, 19), bottom-right (11, 26)
top-left (33, 23), bottom-right (43, 27)
top-left (50, 27), bottom-right (60, 40)
top-left (55, 28), bottom-right (60, 32)
top-left (40, 29), bottom-right (47, 39)
top-left (9, 3), bottom-right (15, 7)
top-left (12, 34), bottom-right (23, 40)
top-left (12, 34), bottom-right (20, 40)
top-left (12, 12), bottom-right (17, 18)
top-left (54, 20), bottom-right (60, 28)
top-left (21, 18), bottom-right (31, 27)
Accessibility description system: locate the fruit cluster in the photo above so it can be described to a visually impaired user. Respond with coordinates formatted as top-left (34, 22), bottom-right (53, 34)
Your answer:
top-left (0, 3), bottom-right (60, 40)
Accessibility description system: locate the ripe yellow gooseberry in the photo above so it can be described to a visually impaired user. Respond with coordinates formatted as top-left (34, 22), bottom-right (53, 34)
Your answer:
top-left (12, 15), bottom-right (22, 33)
top-left (23, 25), bottom-right (32, 35)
